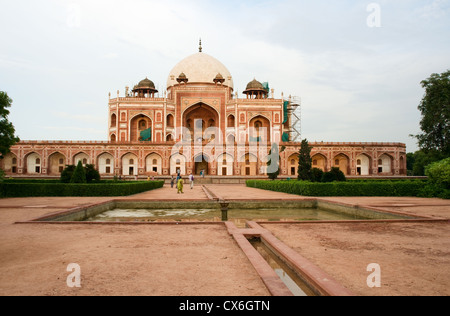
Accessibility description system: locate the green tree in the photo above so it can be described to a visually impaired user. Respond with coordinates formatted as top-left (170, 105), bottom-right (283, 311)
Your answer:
top-left (412, 149), bottom-right (444, 176)
top-left (0, 91), bottom-right (20, 157)
top-left (311, 168), bottom-right (324, 182)
top-left (413, 70), bottom-right (450, 156)
top-left (61, 165), bottom-right (76, 183)
top-left (425, 157), bottom-right (450, 189)
top-left (85, 164), bottom-right (100, 183)
top-left (70, 161), bottom-right (87, 183)
top-left (321, 167), bottom-right (347, 183)
top-left (297, 139), bottom-right (313, 181)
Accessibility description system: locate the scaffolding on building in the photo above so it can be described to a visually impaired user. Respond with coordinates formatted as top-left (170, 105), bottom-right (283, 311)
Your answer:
top-left (286, 96), bottom-right (302, 142)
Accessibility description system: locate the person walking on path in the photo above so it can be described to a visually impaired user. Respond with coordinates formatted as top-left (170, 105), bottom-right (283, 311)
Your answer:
top-left (170, 175), bottom-right (175, 188)
top-left (177, 177), bottom-right (184, 194)
top-left (189, 172), bottom-right (194, 189)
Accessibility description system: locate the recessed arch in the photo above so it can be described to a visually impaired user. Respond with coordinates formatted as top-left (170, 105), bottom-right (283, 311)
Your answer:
top-left (74, 152), bottom-right (90, 166)
top-left (146, 153), bottom-right (162, 175)
top-left (356, 153), bottom-right (371, 176)
top-left (122, 152), bottom-right (139, 176)
top-left (2, 153), bottom-right (18, 173)
top-left (25, 152), bottom-right (41, 174)
top-left (287, 153), bottom-right (299, 177)
top-left (248, 115), bottom-right (271, 143)
top-left (333, 153), bottom-right (350, 175)
top-left (378, 153), bottom-right (393, 174)
top-left (129, 113), bottom-right (153, 142)
top-left (218, 153), bottom-right (234, 176)
top-left (182, 103), bottom-right (220, 141)
top-left (98, 152), bottom-right (114, 175)
top-left (311, 153), bottom-right (327, 172)
top-left (240, 153), bottom-right (258, 176)
top-left (170, 153), bottom-right (186, 176)
top-left (48, 152), bottom-right (66, 175)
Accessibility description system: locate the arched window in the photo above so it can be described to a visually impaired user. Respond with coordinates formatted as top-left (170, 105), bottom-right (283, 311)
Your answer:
top-left (59, 158), bottom-right (64, 164)
top-left (111, 114), bottom-right (117, 127)
top-left (129, 159), bottom-right (134, 164)
top-left (291, 159), bottom-right (296, 165)
top-left (357, 159), bottom-right (362, 165)
top-left (12, 158), bottom-right (17, 164)
top-left (106, 159), bottom-right (111, 164)
top-left (167, 114), bottom-right (174, 127)
top-left (152, 159), bottom-right (157, 165)
top-left (335, 159), bottom-right (340, 165)
top-left (36, 158), bottom-right (41, 164)
top-left (227, 115), bottom-right (235, 127)
top-left (82, 158), bottom-right (87, 165)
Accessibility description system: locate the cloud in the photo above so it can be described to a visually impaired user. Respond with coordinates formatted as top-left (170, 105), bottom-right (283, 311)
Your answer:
top-left (417, 0), bottom-right (450, 19)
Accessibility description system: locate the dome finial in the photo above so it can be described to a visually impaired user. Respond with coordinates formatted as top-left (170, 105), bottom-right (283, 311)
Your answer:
top-left (199, 38), bottom-right (202, 53)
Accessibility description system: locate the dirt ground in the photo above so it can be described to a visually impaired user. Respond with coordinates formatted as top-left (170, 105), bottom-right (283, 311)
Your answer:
top-left (0, 185), bottom-right (449, 296)
top-left (0, 213), bottom-right (269, 296)
top-left (263, 221), bottom-right (450, 296)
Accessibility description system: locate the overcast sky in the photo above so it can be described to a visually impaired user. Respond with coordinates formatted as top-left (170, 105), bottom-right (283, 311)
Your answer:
top-left (1, 0), bottom-right (449, 152)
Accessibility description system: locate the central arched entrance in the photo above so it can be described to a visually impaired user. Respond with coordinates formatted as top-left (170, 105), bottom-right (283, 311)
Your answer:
top-left (194, 154), bottom-right (209, 175)
top-left (183, 103), bottom-right (219, 142)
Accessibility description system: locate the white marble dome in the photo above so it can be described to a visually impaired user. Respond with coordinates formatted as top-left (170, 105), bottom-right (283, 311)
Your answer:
top-left (167, 52), bottom-right (233, 89)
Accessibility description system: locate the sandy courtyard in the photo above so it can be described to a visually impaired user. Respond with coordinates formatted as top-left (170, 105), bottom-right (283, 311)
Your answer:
top-left (0, 185), bottom-right (449, 296)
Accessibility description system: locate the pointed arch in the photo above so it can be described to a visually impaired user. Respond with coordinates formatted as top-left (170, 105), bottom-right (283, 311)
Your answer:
top-left (129, 113), bottom-right (153, 142)
top-left (378, 153), bottom-right (394, 174)
top-left (122, 152), bottom-right (139, 176)
top-left (311, 153), bottom-right (327, 172)
top-left (356, 153), bottom-right (371, 176)
top-left (25, 152), bottom-right (42, 174)
top-left (218, 153), bottom-right (234, 176)
top-left (73, 152), bottom-right (90, 166)
top-left (98, 152), bottom-right (114, 175)
top-left (48, 152), bottom-right (66, 175)
top-left (146, 153), bottom-right (162, 175)
top-left (333, 153), bottom-right (350, 175)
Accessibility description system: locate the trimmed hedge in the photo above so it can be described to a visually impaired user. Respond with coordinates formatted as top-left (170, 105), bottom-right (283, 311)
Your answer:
top-left (246, 180), bottom-right (425, 197)
top-left (0, 181), bottom-right (164, 198)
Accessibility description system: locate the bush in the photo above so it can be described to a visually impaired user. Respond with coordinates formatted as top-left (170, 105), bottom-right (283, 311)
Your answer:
top-left (311, 168), bottom-right (324, 182)
top-left (61, 165), bottom-right (76, 183)
top-left (425, 157), bottom-right (450, 189)
top-left (85, 164), bottom-right (100, 183)
top-left (70, 161), bottom-right (87, 183)
top-left (321, 167), bottom-right (347, 183)
top-left (246, 180), bottom-right (425, 197)
top-left (0, 181), bottom-right (164, 198)
top-left (0, 168), bottom-right (4, 183)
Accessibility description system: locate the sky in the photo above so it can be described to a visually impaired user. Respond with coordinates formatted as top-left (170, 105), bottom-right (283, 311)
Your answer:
top-left (1, 0), bottom-right (449, 153)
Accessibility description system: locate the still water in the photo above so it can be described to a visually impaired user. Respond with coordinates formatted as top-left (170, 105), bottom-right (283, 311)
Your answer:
top-left (85, 207), bottom-right (368, 224)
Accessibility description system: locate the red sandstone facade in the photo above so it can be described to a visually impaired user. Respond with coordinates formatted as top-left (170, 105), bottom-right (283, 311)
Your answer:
top-left (2, 48), bottom-right (407, 178)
